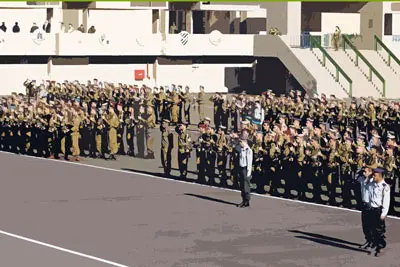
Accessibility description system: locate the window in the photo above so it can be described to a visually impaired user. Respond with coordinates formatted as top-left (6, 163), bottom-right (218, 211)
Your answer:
top-left (368, 19), bottom-right (373, 29)
top-left (384, 14), bottom-right (392, 36)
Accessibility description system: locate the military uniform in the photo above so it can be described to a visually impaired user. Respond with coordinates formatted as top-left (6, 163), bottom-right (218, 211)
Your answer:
top-left (177, 124), bottom-right (191, 178)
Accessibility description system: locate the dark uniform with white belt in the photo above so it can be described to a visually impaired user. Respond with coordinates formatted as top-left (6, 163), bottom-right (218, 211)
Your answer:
top-left (237, 137), bottom-right (253, 208)
top-left (368, 168), bottom-right (391, 257)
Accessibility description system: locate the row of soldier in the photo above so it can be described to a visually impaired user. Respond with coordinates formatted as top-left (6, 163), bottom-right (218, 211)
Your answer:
top-left (1, 80), bottom-right (399, 212)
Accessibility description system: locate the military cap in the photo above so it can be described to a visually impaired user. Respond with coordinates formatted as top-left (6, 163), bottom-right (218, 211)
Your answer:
top-left (204, 117), bottom-right (211, 121)
top-left (387, 132), bottom-right (396, 139)
top-left (219, 125), bottom-right (227, 130)
top-left (307, 118), bottom-right (314, 122)
top-left (345, 137), bottom-right (353, 142)
top-left (346, 126), bottom-right (353, 132)
top-left (294, 117), bottom-right (301, 121)
top-left (263, 119), bottom-right (270, 124)
top-left (372, 133), bottom-right (380, 139)
top-left (162, 119), bottom-right (170, 123)
top-left (279, 114), bottom-right (287, 119)
top-left (357, 135), bottom-right (365, 140)
top-left (242, 120), bottom-right (250, 125)
top-left (365, 163), bottom-right (378, 169)
top-left (373, 168), bottom-right (385, 174)
top-left (311, 136), bottom-right (319, 142)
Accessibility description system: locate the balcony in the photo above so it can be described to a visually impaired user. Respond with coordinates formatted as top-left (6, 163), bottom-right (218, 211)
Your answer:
top-left (0, 31), bottom-right (255, 57)
top-left (163, 33), bottom-right (254, 56)
top-left (0, 32), bottom-right (56, 56)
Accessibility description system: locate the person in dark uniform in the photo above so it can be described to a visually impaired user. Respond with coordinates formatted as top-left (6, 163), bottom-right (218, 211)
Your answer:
top-left (160, 119), bottom-right (173, 176)
top-left (237, 137), bottom-right (253, 208)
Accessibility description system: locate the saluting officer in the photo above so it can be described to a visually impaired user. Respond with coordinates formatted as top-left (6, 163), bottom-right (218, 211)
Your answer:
top-left (355, 165), bottom-right (374, 249)
top-left (368, 168), bottom-right (391, 257)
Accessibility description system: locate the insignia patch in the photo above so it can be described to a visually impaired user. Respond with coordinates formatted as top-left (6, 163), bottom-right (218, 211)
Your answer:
top-left (32, 29), bottom-right (46, 45)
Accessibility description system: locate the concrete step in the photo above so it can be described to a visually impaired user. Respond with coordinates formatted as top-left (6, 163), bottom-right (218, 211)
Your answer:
top-left (290, 48), bottom-right (349, 98)
top-left (326, 49), bottom-right (381, 98)
top-left (360, 49), bottom-right (400, 99)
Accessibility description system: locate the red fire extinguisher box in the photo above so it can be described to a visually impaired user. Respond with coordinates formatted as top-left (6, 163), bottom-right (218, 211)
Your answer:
top-left (134, 70), bottom-right (145, 81)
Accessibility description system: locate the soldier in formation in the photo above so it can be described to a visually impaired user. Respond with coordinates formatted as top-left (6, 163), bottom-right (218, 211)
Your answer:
top-left (1, 81), bottom-right (399, 214)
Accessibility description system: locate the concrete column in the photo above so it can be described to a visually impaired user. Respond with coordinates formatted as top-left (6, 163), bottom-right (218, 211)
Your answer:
top-left (153, 59), bottom-right (158, 84)
top-left (185, 10), bottom-right (192, 33)
top-left (51, 7), bottom-right (63, 33)
top-left (82, 9), bottom-right (89, 33)
top-left (47, 57), bottom-right (52, 79)
top-left (160, 9), bottom-right (166, 34)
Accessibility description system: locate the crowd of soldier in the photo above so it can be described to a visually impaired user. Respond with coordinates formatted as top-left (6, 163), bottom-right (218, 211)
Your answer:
top-left (181, 90), bottom-right (399, 214)
top-left (0, 80), bottom-right (399, 213)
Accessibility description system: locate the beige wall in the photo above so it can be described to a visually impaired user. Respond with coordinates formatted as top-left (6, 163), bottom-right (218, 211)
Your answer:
top-left (62, 9), bottom-right (81, 31)
top-left (354, 2), bottom-right (383, 50)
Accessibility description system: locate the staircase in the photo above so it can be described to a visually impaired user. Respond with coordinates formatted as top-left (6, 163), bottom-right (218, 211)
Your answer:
top-left (360, 50), bottom-right (400, 99)
top-left (325, 35), bottom-right (386, 98)
top-left (290, 48), bottom-right (350, 98)
top-left (326, 49), bottom-right (381, 98)
top-left (279, 35), bottom-right (351, 98)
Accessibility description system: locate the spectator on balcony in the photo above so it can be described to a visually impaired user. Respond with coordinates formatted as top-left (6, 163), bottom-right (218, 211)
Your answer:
top-left (12, 22), bottom-right (20, 33)
top-left (0, 22), bottom-right (6, 32)
top-left (67, 23), bottom-right (75, 33)
top-left (60, 22), bottom-right (66, 33)
top-left (77, 24), bottom-right (85, 33)
top-left (30, 22), bottom-right (39, 33)
top-left (88, 25), bottom-right (96, 34)
top-left (43, 20), bottom-right (51, 33)
top-left (169, 22), bottom-right (177, 34)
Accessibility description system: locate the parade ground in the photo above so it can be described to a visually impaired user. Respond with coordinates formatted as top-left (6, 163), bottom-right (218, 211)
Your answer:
top-left (0, 152), bottom-right (399, 267)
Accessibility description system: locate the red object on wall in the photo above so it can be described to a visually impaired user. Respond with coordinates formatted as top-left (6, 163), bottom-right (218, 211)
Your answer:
top-left (134, 70), bottom-right (145, 81)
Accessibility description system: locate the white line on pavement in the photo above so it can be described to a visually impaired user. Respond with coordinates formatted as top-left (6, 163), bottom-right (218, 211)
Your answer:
top-left (0, 229), bottom-right (130, 267)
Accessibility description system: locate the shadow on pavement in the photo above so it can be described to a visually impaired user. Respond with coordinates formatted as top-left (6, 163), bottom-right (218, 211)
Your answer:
top-left (288, 230), bottom-right (362, 247)
top-left (184, 193), bottom-right (238, 207)
top-left (294, 236), bottom-right (370, 254)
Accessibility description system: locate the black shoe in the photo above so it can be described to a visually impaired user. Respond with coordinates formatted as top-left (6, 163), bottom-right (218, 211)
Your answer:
top-left (375, 248), bottom-right (385, 257)
top-left (360, 241), bottom-right (369, 248)
top-left (362, 242), bottom-right (372, 249)
top-left (243, 202), bottom-right (250, 207)
top-left (237, 202), bottom-right (245, 208)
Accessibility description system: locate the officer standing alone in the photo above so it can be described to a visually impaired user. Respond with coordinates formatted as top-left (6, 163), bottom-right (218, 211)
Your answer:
top-left (368, 168), bottom-right (391, 257)
top-left (237, 138), bottom-right (253, 208)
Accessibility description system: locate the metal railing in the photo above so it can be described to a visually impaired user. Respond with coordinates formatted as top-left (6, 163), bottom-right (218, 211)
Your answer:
top-left (374, 35), bottom-right (400, 72)
top-left (342, 34), bottom-right (386, 97)
top-left (310, 35), bottom-right (353, 97)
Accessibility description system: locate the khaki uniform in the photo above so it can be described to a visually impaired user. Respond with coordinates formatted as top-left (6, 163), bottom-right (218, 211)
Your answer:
top-left (178, 130), bottom-right (191, 178)
top-left (104, 112), bottom-right (120, 155)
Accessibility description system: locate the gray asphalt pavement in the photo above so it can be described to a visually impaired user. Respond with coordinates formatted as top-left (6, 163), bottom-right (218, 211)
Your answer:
top-left (0, 152), bottom-right (399, 267)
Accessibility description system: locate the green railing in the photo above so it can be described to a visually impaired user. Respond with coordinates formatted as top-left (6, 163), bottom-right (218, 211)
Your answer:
top-left (374, 35), bottom-right (400, 70)
top-left (310, 35), bottom-right (353, 97)
top-left (342, 34), bottom-right (386, 97)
